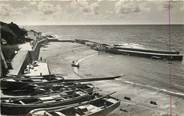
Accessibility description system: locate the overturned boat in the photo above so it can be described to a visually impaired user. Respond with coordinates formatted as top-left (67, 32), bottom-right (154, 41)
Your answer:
top-left (27, 93), bottom-right (120, 116)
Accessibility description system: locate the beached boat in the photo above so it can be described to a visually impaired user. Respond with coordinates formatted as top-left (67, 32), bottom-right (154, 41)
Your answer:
top-left (1, 75), bottom-right (120, 90)
top-left (1, 74), bottom-right (64, 87)
top-left (0, 76), bottom-right (62, 91)
top-left (1, 77), bottom-right (94, 96)
top-left (27, 93), bottom-right (120, 116)
top-left (1, 89), bottom-right (91, 115)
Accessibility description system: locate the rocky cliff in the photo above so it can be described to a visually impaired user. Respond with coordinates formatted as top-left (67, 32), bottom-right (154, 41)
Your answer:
top-left (0, 21), bottom-right (27, 44)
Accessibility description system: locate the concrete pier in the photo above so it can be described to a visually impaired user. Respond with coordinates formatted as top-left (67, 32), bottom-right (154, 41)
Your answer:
top-left (24, 61), bottom-right (50, 76)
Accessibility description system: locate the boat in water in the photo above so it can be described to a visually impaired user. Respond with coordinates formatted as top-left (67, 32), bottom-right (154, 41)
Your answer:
top-left (71, 61), bottom-right (80, 68)
top-left (27, 93), bottom-right (120, 116)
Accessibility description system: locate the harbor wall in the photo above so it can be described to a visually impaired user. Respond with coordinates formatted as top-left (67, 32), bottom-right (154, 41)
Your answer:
top-left (20, 38), bottom-right (48, 75)
top-left (8, 37), bottom-right (48, 76)
top-left (29, 38), bottom-right (48, 61)
top-left (47, 38), bottom-right (75, 43)
top-left (8, 50), bottom-right (31, 76)
top-left (17, 51), bottom-right (32, 76)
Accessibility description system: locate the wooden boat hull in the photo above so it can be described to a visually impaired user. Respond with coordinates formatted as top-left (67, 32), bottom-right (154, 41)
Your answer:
top-left (88, 99), bottom-right (120, 116)
top-left (1, 78), bottom-right (94, 96)
top-left (1, 80), bottom-right (36, 90)
top-left (1, 93), bottom-right (91, 115)
top-left (0, 76), bottom-right (121, 91)
top-left (27, 95), bottom-right (120, 116)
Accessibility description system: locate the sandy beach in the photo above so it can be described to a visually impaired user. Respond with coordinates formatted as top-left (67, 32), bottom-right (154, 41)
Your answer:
top-left (39, 41), bottom-right (184, 116)
top-left (2, 1), bottom-right (184, 115)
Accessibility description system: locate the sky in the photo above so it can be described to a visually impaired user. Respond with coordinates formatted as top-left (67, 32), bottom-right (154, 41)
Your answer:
top-left (0, 0), bottom-right (183, 25)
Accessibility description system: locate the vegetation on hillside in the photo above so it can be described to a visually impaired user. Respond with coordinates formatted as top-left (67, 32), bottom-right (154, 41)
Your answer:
top-left (1, 21), bottom-right (28, 76)
top-left (0, 21), bottom-right (28, 45)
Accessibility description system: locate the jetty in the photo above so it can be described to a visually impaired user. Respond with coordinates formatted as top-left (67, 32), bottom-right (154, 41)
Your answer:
top-left (75, 39), bottom-right (183, 61)
top-left (106, 47), bottom-right (183, 61)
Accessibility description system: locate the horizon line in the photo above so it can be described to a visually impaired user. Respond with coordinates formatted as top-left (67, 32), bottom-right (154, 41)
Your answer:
top-left (21, 23), bottom-right (184, 26)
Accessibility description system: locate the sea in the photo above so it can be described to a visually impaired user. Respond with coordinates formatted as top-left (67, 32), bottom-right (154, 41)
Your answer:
top-left (26, 25), bottom-right (184, 94)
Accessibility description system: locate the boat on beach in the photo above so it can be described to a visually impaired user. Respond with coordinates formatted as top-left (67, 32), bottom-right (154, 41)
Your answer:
top-left (27, 93), bottom-right (120, 116)
top-left (1, 75), bottom-right (120, 91)
top-left (1, 72), bottom-right (121, 115)
top-left (1, 89), bottom-right (91, 115)
top-left (1, 77), bottom-right (94, 96)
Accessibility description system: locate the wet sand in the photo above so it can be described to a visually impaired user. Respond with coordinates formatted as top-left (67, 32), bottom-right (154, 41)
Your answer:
top-left (39, 41), bottom-right (184, 116)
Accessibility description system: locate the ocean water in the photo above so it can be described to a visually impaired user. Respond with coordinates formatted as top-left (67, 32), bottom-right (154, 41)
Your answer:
top-left (27, 25), bottom-right (184, 52)
top-left (27, 25), bottom-right (184, 93)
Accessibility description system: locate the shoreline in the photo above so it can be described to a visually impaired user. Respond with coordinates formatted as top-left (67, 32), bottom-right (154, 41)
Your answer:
top-left (39, 39), bottom-right (184, 115)
top-left (45, 38), bottom-right (184, 98)
top-left (4, 29), bottom-right (184, 115)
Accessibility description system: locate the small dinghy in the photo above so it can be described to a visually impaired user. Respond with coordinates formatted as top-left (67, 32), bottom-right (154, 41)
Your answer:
top-left (71, 61), bottom-right (80, 68)
top-left (27, 93), bottom-right (120, 116)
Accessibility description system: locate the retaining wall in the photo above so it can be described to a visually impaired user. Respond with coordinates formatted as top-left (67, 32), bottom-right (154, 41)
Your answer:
top-left (8, 38), bottom-right (48, 76)
top-left (29, 38), bottom-right (48, 61)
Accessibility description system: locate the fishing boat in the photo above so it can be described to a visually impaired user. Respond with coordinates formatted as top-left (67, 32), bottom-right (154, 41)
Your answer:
top-left (1, 89), bottom-right (91, 115)
top-left (27, 93), bottom-right (120, 116)
top-left (1, 77), bottom-right (94, 96)
top-left (1, 75), bottom-right (120, 90)
top-left (0, 76), bottom-right (62, 92)
top-left (1, 74), bottom-right (64, 89)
